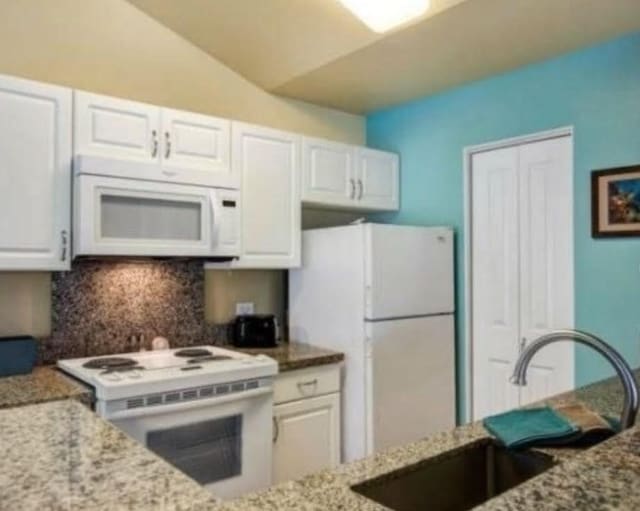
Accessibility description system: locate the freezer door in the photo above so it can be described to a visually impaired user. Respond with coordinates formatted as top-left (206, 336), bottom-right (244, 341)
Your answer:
top-left (365, 315), bottom-right (456, 455)
top-left (365, 224), bottom-right (454, 320)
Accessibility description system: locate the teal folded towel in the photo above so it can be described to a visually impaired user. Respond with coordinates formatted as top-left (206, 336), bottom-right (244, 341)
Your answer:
top-left (483, 406), bottom-right (580, 449)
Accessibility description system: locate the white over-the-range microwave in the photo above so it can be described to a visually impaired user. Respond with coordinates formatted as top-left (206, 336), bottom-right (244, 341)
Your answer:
top-left (73, 156), bottom-right (241, 259)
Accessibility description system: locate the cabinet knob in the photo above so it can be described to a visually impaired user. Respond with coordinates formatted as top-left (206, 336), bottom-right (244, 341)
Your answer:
top-left (165, 131), bottom-right (172, 159)
top-left (349, 178), bottom-right (356, 199)
top-left (272, 416), bottom-right (279, 443)
top-left (60, 230), bottom-right (68, 262)
top-left (151, 130), bottom-right (158, 158)
top-left (357, 179), bottom-right (363, 200)
top-left (297, 379), bottom-right (318, 396)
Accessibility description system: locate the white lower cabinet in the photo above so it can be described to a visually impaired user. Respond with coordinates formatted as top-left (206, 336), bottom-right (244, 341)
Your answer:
top-left (272, 364), bottom-right (341, 484)
top-left (0, 74), bottom-right (72, 270)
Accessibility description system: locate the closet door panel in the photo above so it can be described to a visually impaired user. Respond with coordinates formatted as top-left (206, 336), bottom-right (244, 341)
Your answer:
top-left (518, 136), bottom-right (574, 406)
top-left (471, 147), bottom-right (521, 420)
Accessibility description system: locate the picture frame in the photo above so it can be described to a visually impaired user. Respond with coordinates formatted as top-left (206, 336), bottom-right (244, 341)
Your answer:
top-left (592, 164), bottom-right (640, 238)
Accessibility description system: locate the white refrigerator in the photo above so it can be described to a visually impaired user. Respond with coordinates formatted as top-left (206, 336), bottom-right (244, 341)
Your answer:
top-left (289, 223), bottom-right (456, 463)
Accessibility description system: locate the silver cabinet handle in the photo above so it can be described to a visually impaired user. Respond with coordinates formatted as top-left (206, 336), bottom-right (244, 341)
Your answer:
top-left (151, 130), bottom-right (158, 157)
top-left (272, 416), bottom-right (279, 443)
top-left (357, 179), bottom-right (363, 200)
top-left (60, 230), bottom-right (68, 262)
top-left (165, 131), bottom-right (171, 159)
top-left (297, 379), bottom-right (318, 394)
top-left (349, 178), bottom-right (356, 199)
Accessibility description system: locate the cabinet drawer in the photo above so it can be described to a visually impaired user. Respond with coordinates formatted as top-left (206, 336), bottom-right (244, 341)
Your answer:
top-left (273, 364), bottom-right (340, 405)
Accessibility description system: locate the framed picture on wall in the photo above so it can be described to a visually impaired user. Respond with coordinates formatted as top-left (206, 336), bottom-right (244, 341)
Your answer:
top-left (592, 165), bottom-right (640, 237)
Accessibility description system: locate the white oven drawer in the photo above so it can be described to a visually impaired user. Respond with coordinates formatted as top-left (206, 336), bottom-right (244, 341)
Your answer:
top-left (273, 364), bottom-right (340, 405)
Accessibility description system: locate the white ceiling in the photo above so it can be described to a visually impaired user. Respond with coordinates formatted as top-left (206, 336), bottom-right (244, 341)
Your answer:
top-left (128, 0), bottom-right (640, 113)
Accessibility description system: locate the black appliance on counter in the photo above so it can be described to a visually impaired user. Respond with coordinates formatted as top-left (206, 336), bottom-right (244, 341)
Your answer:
top-left (230, 314), bottom-right (278, 348)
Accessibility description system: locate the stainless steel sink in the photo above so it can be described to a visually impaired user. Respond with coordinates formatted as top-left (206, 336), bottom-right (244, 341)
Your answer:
top-left (351, 439), bottom-right (556, 511)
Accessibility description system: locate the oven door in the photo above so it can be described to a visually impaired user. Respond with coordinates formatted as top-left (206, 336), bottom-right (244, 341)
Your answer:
top-left (107, 387), bottom-right (272, 499)
top-left (74, 174), bottom-right (240, 258)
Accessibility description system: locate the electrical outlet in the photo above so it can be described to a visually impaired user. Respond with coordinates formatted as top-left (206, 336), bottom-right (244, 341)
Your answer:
top-left (235, 302), bottom-right (255, 315)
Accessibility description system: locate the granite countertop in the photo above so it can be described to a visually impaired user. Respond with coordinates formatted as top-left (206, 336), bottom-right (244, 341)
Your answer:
top-left (215, 370), bottom-right (640, 511)
top-left (0, 366), bottom-right (92, 409)
top-left (3, 364), bottom-right (638, 510)
top-left (230, 341), bottom-right (344, 372)
top-left (0, 399), bottom-right (221, 511)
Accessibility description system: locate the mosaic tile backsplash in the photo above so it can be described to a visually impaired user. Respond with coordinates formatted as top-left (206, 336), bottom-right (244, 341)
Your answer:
top-left (38, 260), bottom-right (227, 364)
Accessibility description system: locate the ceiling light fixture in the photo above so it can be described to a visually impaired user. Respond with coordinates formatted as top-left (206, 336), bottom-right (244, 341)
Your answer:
top-left (338, 0), bottom-right (431, 33)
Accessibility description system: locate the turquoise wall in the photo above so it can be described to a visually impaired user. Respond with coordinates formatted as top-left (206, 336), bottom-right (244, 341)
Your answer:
top-left (367, 33), bottom-right (640, 421)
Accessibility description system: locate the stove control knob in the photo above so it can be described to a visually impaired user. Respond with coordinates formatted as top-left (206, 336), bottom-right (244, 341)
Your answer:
top-left (103, 372), bottom-right (121, 382)
top-left (128, 370), bottom-right (142, 379)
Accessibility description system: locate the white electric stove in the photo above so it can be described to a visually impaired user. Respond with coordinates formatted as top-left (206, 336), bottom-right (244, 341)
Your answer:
top-left (58, 345), bottom-right (278, 499)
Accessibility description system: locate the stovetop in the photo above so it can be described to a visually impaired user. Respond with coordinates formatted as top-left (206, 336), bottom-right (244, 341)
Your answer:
top-left (57, 345), bottom-right (278, 401)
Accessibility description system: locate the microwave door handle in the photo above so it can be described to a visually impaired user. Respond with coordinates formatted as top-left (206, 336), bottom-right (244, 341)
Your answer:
top-left (209, 191), bottom-right (222, 249)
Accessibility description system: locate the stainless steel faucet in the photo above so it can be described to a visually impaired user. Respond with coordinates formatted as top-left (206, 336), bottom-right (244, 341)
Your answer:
top-left (511, 329), bottom-right (639, 430)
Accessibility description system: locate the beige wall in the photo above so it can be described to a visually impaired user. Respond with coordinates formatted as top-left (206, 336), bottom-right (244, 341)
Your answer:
top-left (0, 0), bottom-right (364, 144)
top-left (205, 271), bottom-right (285, 326)
top-left (0, 0), bottom-right (365, 337)
top-left (0, 273), bottom-right (51, 337)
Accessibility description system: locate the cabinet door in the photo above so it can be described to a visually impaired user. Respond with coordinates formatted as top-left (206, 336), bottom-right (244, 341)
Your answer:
top-left (231, 122), bottom-right (301, 268)
top-left (301, 137), bottom-right (356, 207)
top-left (160, 108), bottom-right (235, 188)
top-left (0, 74), bottom-right (72, 270)
top-left (273, 393), bottom-right (340, 484)
top-left (74, 91), bottom-right (160, 166)
top-left (356, 148), bottom-right (399, 211)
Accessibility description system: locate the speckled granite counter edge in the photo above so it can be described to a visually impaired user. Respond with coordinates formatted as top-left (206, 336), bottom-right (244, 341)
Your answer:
top-left (0, 366), bottom-right (92, 409)
top-left (0, 399), bottom-right (221, 510)
top-left (229, 342), bottom-right (344, 373)
top-left (277, 353), bottom-right (344, 372)
top-left (217, 370), bottom-right (640, 511)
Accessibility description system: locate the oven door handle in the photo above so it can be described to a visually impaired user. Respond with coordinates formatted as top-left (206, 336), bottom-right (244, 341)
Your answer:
top-left (105, 387), bottom-right (272, 421)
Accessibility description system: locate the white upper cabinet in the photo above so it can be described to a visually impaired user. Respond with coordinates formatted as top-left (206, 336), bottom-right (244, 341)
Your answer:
top-left (0, 74), bottom-right (72, 270)
top-left (74, 91), bottom-right (159, 165)
top-left (356, 148), bottom-right (399, 211)
top-left (208, 122), bottom-right (301, 269)
top-left (74, 91), bottom-right (235, 188)
top-left (160, 108), bottom-right (233, 187)
top-left (301, 137), bottom-right (399, 211)
top-left (302, 137), bottom-right (356, 208)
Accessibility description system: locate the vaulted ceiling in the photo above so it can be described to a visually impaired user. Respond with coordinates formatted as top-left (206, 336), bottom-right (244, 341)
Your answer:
top-left (128, 0), bottom-right (640, 113)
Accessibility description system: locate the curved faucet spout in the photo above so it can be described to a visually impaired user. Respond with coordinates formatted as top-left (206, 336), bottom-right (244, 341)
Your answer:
top-left (511, 329), bottom-right (639, 430)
